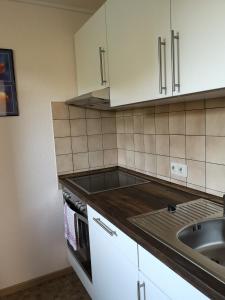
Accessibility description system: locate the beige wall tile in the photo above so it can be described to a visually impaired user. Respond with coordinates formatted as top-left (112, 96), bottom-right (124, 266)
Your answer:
top-left (155, 113), bottom-right (169, 134)
top-left (56, 154), bottom-right (73, 173)
top-left (89, 151), bottom-right (103, 168)
top-left (170, 135), bottom-right (185, 158)
top-left (134, 134), bottom-right (145, 152)
top-left (171, 179), bottom-right (187, 186)
top-left (156, 135), bottom-right (169, 156)
top-left (55, 137), bottom-right (71, 155)
top-left (187, 183), bottom-right (206, 192)
top-left (117, 134), bottom-right (125, 149)
top-left (125, 134), bottom-right (134, 151)
top-left (169, 102), bottom-right (185, 112)
top-left (126, 151), bottom-right (135, 168)
top-left (102, 117), bottom-right (116, 133)
top-left (133, 115), bottom-right (144, 133)
top-left (73, 153), bottom-right (89, 170)
top-left (206, 163), bottom-right (225, 192)
top-left (116, 117), bottom-right (125, 133)
top-left (118, 149), bottom-right (126, 165)
top-left (53, 120), bottom-right (70, 137)
top-left (169, 112), bottom-right (185, 134)
top-left (185, 100), bottom-right (204, 110)
top-left (144, 135), bottom-right (156, 154)
top-left (69, 106), bottom-right (85, 119)
top-left (144, 114), bottom-right (155, 134)
top-left (157, 175), bottom-right (171, 182)
top-left (124, 116), bottom-right (134, 133)
top-left (123, 110), bottom-right (133, 117)
top-left (52, 102), bottom-right (69, 119)
top-left (206, 136), bottom-right (225, 164)
top-left (205, 188), bottom-right (224, 197)
top-left (101, 111), bottom-right (116, 118)
top-left (72, 136), bottom-right (88, 153)
top-left (86, 119), bottom-right (101, 135)
top-left (104, 149), bottom-right (117, 166)
top-left (116, 111), bottom-right (123, 117)
top-left (186, 136), bottom-right (205, 161)
top-left (86, 109), bottom-right (101, 118)
top-left (135, 152), bottom-right (145, 171)
top-left (205, 97), bottom-right (225, 108)
top-left (157, 155), bottom-right (170, 177)
top-left (145, 154), bottom-right (156, 173)
top-left (187, 160), bottom-right (205, 187)
top-left (103, 134), bottom-right (117, 149)
top-left (88, 134), bottom-right (103, 151)
top-left (186, 110), bottom-right (205, 135)
top-left (70, 119), bottom-right (86, 136)
top-left (206, 108), bottom-right (225, 136)
top-left (144, 107), bottom-right (155, 115)
top-left (133, 108), bottom-right (144, 115)
top-left (155, 105), bottom-right (169, 113)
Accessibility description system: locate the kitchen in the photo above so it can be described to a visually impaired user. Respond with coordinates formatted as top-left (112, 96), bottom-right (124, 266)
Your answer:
top-left (1, 0), bottom-right (225, 299)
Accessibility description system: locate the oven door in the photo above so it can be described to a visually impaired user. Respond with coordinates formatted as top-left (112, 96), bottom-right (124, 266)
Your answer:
top-left (64, 198), bottom-right (92, 280)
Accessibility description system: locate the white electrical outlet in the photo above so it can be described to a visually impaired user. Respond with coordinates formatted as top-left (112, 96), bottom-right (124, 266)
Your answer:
top-left (171, 162), bottom-right (187, 177)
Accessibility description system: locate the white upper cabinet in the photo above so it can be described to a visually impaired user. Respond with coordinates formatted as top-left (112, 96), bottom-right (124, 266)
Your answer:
top-left (106, 0), bottom-right (171, 107)
top-left (171, 0), bottom-right (225, 96)
top-left (75, 4), bottom-right (109, 95)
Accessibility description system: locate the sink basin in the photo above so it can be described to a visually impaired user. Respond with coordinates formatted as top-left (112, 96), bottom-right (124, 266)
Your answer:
top-left (178, 218), bottom-right (225, 266)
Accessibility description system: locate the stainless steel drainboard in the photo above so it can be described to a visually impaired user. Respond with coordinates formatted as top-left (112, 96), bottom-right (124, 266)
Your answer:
top-left (129, 199), bottom-right (225, 283)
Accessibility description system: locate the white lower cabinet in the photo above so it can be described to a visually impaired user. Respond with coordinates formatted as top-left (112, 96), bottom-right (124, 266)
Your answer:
top-left (88, 206), bottom-right (138, 300)
top-left (138, 272), bottom-right (170, 300)
top-left (88, 205), bottom-right (208, 300)
top-left (138, 246), bottom-right (209, 300)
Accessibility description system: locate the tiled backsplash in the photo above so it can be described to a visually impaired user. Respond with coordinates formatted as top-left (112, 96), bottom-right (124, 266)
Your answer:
top-left (52, 102), bottom-right (117, 174)
top-left (116, 98), bottom-right (225, 197)
top-left (52, 97), bottom-right (225, 197)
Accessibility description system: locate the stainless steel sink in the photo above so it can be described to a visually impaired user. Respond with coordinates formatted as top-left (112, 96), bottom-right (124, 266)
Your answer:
top-left (129, 199), bottom-right (225, 283)
top-left (178, 218), bottom-right (225, 267)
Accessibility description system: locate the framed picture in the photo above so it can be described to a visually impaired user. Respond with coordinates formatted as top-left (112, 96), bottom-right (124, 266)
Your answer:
top-left (0, 49), bottom-right (19, 116)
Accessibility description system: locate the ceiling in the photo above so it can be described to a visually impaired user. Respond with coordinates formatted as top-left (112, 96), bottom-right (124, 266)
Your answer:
top-left (11, 0), bottom-right (106, 14)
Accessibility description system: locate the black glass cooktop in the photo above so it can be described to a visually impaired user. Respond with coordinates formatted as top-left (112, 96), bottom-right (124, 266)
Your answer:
top-left (67, 170), bottom-right (149, 194)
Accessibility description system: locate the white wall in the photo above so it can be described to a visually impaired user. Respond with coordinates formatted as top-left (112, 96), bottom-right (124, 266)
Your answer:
top-left (0, 0), bottom-right (88, 289)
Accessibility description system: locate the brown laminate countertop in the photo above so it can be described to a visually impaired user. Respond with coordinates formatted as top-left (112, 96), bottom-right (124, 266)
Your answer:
top-left (59, 166), bottom-right (225, 299)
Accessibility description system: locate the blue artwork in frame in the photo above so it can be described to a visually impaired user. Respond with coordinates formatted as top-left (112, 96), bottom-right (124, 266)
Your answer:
top-left (0, 49), bottom-right (19, 116)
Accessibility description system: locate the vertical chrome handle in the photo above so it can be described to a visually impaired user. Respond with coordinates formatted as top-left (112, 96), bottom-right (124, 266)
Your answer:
top-left (171, 30), bottom-right (180, 92)
top-left (99, 47), bottom-right (107, 85)
top-left (93, 217), bottom-right (117, 236)
top-left (158, 37), bottom-right (167, 95)
top-left (137, 281), bottom-right (146, 300)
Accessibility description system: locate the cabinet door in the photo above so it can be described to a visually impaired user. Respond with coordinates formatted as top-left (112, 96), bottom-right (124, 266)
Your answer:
top-left (75, 4), bottom-right (109, 95)
top-left (171, 0), bottom-right (225, 96)
top-left (106, 0), bottom-right (171, 107)
top-left (88, 206), bottom-right (138, 300)
top-left (138, 272), bottom-right (169, 300)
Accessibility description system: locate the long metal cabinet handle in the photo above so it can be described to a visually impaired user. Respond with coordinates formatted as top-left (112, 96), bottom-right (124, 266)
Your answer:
top-left (171, 30), bottom-right (180, 92)
top-left (137, 281), bottom-right (146, 300)
top-left (99, 47), bottom-right (107, 85)
top-left (158, 37), bottom-right (167, 95)
top-left (93, 217), bottom-right (117, 236)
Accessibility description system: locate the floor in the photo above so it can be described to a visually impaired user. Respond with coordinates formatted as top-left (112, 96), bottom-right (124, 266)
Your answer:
top-left (0, 272), bottom-right (90, 300)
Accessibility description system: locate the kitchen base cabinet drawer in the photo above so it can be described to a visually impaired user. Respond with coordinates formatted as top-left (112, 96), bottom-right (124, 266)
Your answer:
top-left (88, 205), bottom-right (138, 267)
top-left (139, 246), bottom-right (208, 300)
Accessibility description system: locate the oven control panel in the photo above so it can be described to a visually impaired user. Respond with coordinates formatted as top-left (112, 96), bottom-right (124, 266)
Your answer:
top-left (62, 187), bottom-right (87, 215)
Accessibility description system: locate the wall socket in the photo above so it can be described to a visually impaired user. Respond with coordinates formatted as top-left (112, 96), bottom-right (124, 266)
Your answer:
top-left (171, 162), bottom-right (187, 177)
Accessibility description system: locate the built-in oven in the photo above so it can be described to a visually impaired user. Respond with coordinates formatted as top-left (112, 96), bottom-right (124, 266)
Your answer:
top-left (62, 187), bottom-right (92, 280)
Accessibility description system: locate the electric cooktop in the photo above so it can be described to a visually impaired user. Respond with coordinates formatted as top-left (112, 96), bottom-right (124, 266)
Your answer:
top-left (67, 170), bottom-right (149, 194)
